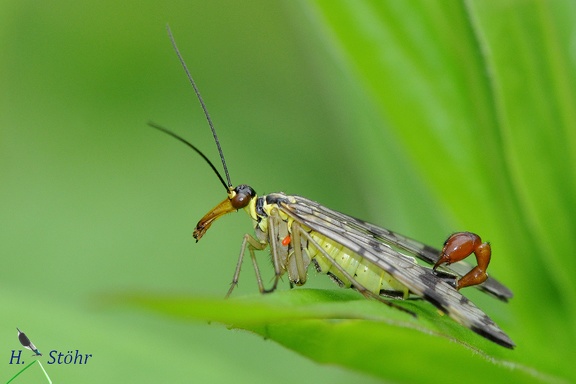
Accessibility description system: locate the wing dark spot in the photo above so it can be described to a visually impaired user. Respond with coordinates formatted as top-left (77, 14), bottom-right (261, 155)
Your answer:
top-left (470, 325), bottom-right (515, 349)
top-left (422, 244), bottom-right (441, 260)
top-left (368, 239), bottom-right (381, 251)
top-left (422, 289), bottom-right (449, 313)
top-left (433, 270), bottom-right (458, 288)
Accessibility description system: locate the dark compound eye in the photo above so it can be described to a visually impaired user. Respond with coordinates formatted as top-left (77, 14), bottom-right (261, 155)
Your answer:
top-left (230, 184), bottom-right (256, 209)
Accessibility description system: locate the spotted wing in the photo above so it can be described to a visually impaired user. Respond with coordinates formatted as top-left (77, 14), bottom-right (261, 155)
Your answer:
top-left (276, 194), bottom-right (514, 348)
top-left (291, 200), bottom-right (512, 301)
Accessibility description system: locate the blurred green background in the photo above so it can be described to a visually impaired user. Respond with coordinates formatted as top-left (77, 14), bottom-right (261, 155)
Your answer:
top-left (1, 1), bottom-right (575, 383)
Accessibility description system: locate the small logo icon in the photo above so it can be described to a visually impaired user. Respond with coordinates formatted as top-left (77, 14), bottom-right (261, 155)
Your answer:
top-left (17, 328), bottom-right (42, 356)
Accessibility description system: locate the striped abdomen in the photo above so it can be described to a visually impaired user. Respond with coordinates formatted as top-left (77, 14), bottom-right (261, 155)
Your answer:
top-left (307, 231), bottom-right (412, 299)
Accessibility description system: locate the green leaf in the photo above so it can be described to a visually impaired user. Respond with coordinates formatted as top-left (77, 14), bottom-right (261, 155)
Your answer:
top-left (110, 289), bottom-right (561, 384)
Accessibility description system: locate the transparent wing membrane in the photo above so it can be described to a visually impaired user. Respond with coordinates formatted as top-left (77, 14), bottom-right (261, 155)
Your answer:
top-left (274, 194), bottom-right (514, 348)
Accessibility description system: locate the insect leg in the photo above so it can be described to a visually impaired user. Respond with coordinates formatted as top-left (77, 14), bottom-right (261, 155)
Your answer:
top-left (263, 211), bottom-right (284, 293)
top-left (226, 234), bottom-right (268, 298)
top-left (298, 228), bottom-right (416, 317)
top-left (433, 232), bottom-right (491, 289)
top-left (288, 220), bottom-right (308, 285)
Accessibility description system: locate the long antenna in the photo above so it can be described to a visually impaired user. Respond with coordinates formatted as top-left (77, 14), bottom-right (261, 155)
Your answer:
top-left (165, 24), bottom-right (232, 188)
top-left (148, 121), bottom-right (229, 191)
